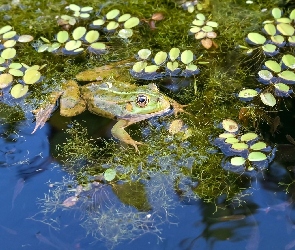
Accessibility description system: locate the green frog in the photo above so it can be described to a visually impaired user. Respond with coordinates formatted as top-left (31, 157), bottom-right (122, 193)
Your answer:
top-left (34, 65), bottom-right (186, 152)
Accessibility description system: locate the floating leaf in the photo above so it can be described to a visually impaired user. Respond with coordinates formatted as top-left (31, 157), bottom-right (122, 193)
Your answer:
top-left (238, 89), bottom-right (258, 98)
top-left (278, 70), bottom-right (295, 81)
top-left (225, 137), bottom-right (239, 144)
top-left (181, 50), bottom-right (194, 64)
top-left (196, 13), bottom-right (205, 20)
top-left (11, 84), bottom-right (28, 98)
top-left (0, 73), bottom-right (13, 88)
top-left (274, 83), bottom-right (290, 92)
top-left (92, 19), bottom-right (105, 26)
top-left (80, 13), bottom-right (90, 19)
top-left (138, 49), bottom-right (151, 60)
top-left (206, 21), bottom-right (218, 27)
top-left (282, 54), bottom-right (295, 69)
top-left (166, 61), bottom-right (179, 71)
top-left (202, 25), bottom-right (213, 32)
top-left (1, 48), bottom-right (16, 60)
top-left (190, 26), bottom-right (201, 33)
top-left (47, 43), bottom-right (60, 52)
top-left (40, 37), bottom-right (50, 43)
top-left (132, 61), bottom-right (147, 72)
top-left (3, 40), bottom-right (16, 48)
top-left (104, 169), bottom-right (116, 181)
top-left (169, 48), bottom-right (180, 61)
top-left (23, 69), bottom-right (41, 84)
top-left (37, 44), bottom-right (49, 53)
top-left (0, 57), bottom-right (5, 64)
top-left (124, 17), bottom-right (140, 29)
top-left (118, 28), bottom-right (133, 38)
top-left (222, 119), bottom-right (238, 133)
top-left (263, 23), bottom-right (276, 36)
top-left (277, 23), bottom-right (294, 36)
top-left (68, 4), bottom-right (80, 12)
top-left (144, 65), bottom-right (159, 73)
top-left (186, 64), bottom-right (198, 71)
top-left (118, 13), bottom-right (131, 22)
top-left (195, 31), bottom-right (206, 39)
top-left (262, 44), bottom-right (277, 53)
top-left (248, 151), bottom-right (267, 161)
top-left (56, 31), bottom-right (69, 43)
top-left (207, 31), bottom-right (217, 38)
top-left (0, 25), bottom-right (12, 34)
top-left (201, 38), bottom-right (213, 49)
top-left (85, 30), bottom-right (99, 43)
top-left (260, 92), bottom-right (276, 107)
top-left (231, 142), bottom-right (248, 150)
top-left (3, 31), bottom-right (16, 39)
top-left (272, 7), bottom-right (282, 19)
top-left (106, 21), bottom-right (119, 31)
top-left (9, 63), bottom-right (22, 69)
top-left (277, 17), bottom-right (291, 24)
top-left (65, 40), bottom-right (82, 51)
top-left (231, 157), bottom-right (246, 166)
top-left (271, 35), bottom-right (285, 45)
top-left (258, 70), bottom-right (273, 81)
top-left (240, 132), bottom-right (258, 142)
top-left (81, 6), bottom-right (93, 12)
top-left (8, 69), bottom-right (23, 76)
top-left (219, 133), bottom-right (235, 138)
top-left (192, 19), bottom-right (204, 26)
top-left (106, 9), bottom-right (120, 20)
top-left (250, 142), bottom-right (267, 150)
top-left (90, 42), bottom-right (106, 50)
top-left (264, 60), bottom-right (281, 73)
top-left (72, 27), bottom-right (86, 40)
top-left (247, 32), bottom-right (266, 45)
top-left (290, 9), bottom-right (295, 20)
top-left (154, 51), bottom-right (167, 65)
top-left (18, 35), bottom-right (33, 43)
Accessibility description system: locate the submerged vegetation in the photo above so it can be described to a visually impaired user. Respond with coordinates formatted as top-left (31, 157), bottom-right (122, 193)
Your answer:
top-left (1, 0), bottom-right (295, 248)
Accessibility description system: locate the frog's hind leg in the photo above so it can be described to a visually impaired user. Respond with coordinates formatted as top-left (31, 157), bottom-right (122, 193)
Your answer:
top-left (111, 119), bottom-right (143, 152)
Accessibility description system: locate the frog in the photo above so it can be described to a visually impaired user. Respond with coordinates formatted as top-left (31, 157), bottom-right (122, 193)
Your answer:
top-left (33, 64), bottom-right (186, 152)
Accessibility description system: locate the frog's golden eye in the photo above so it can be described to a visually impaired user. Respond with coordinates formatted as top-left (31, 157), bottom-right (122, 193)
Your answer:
top-left (136, 94), bottom-right (149, 107)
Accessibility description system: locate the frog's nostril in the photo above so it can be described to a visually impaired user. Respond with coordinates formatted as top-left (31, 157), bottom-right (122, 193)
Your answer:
top-left (136, 94), bottom-right (149, 107)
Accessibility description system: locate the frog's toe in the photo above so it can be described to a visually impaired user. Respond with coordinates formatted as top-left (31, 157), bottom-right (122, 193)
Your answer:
top-left (130, 140), bottom-right (143, 153)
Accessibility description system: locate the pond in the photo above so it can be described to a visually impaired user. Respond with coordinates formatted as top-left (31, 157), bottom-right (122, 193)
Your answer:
top-left (1, 0), bottom-right (295, 249)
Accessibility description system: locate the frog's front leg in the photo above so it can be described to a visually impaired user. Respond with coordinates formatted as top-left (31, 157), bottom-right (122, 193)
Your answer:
top-left (111, 119), bottom-right (143, 152)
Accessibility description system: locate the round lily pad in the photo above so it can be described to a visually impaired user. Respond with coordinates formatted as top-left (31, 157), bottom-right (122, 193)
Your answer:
top-left (124, 17), bottom-right (140, 29)
top-left (68, 4), bottom-right (80, 12)
top-left (260, 92), bottom-right (276, 107)
top-left (169, 48), bottom-right (180, 61)
top-left (222, 119), bottom-right (238, 132)
top-left (9, 68), bottom-right (23, 76)
top-left (196, 13), bottom-right (205, 21)
top-left (10, 84), bottom-right (28, 98)
top-left (248, 151), bottom-right (267, 161)
top-left (264, 60), bottom-right (281, 73)
top-left (225, 137), bottom-right (239, 144)
top-left (290, 9), bottom-right (295, 20)
top-left (250, 141), bottom-right (267, 150)
top-left (282, 54), bottom-right (295, 69)
top-left (271, 35), bottom-right (285, 45)
top-left (219, 133), bottom-right (235, 138)
top-left (274, 83), bottom-right (289, 92)
top-left (272, 7), bottom-right (282, 19)
top-left (106, 21), bottom-right (119, 31)
top-left (104, 169), bottom-right (116, 182)
top-left (81, 6), bottom-right (93, 12)
top-left (262, 44), bottom-right (277, 53)
top-left (18, 35), bottom-right (34, 43)
top-left (258, 70), bottom-right (273, 81)
top-left (3, 30), bottom-right (16, 39)
top-left (23, 69), bottom-right (41, 84)
top-left (195, 31), bottom-right (206, 39)
top-left (48, 43), bottom-right (61, 52)
top-left (192, 19), bottom-right (204, 26)
top-left (0, 25), bottom-right (12, 35)
top-left (0, 57), bottom-right (5, 64)
top-left (9, 63), bottom-right (22, 69)
top-left (90, 42), bottom-right (106, 50)
top-left (0, 73), bottom-right (13, 88)
top-left (92, 19), bottom-right (105, 26)
top-left (231, 156), bottom-right (246, 166)
top-left (57, 31), bottom-right (69, 43)
top-left (106, 9), bottom-right (120, 20)
top-left (144, 65), bottom-right (159, 73)
top-left (132, 61), bottom-right (147, 72)
top-left (231, 142), bottom-right (248, 150)
top-left (276, 17), bottom-right (291, 24)
top-left (85, 30), bottom-right (99, 43)
top-left (278, 70), bottom-right (295, 81)
top-left (240, 132), bottom-right (258, 142)
top-left (277, 23), bottom-right (294, 36)
top-left (247, 32), bottom-right (266, 45)
top-left (263, 23), bottom-right (276, 36)
top-left (202, 25), bottom-right (213, 32)
top-left (154, 51), bottom-right (167, 65)
top-left (181, 50), bottom-right (194, 64)
top-left (80, 13), bottom-right (90, 19)
top-left (190, 26), bottom-right (201, 33)
top-left (65, 40), bottom-right (82, 51)
top-left (186, 64), bottom-right (198, 71)
top-left (138, 49), bottom-right (151, 60)
top-left (72, 27), bottom-right (86, 40)
top-left (118, 28), bottom-right (133, 38)
top-left (166, 61), bottom-right (179, 71)
top-left (1, 48), bottom-right (16, 60)
top-left (3, 40), bottom-right (16, 48)
top-left (238, 89), bottom-right (258, 98)
top-left (206, 21), bottom-right (218, 27)
top-left (118, 13), bottom-right (131, 22)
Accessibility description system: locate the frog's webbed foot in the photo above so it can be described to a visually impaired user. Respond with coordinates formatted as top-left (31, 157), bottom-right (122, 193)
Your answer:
top-left (170, 100), bottom-right (189, 117)
top-left (111, 119), bottom-right (143, 152)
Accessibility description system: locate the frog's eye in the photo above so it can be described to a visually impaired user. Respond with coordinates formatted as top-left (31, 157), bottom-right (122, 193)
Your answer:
top-left (136, 94), bottom-right (149, 107)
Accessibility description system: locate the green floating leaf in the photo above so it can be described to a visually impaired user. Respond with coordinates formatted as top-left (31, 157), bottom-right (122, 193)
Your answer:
top-left (106, 21), bottom-right (119, 31)
top-left (0, 57), bottom-right (5, 64)
top-left (264, 60), bottom-right (281, 73)
top-left (272, 7), bottom-right (282, 19)
top-left (118, 13), bottom-right (131, 22)
top-left (132, 61), bottom-right (147, 72)
top-left (90, 42), bottom-right (106, 50)
top-left (231, 156), bottom-right (246, 166)
top-left (40, 36), bottom-right (50, 43)
top-left (238, 89), bottom-right (258, 98)
top-left (124, 17), bottom-right (140, 29)
top-left (240, 132), bottom-right (258, 142)
top-left (276, 17), bottom-right (291, 24)
top-left (247, 32), bottom-right (266, 45)
top-left (106, 9), bottom-right (120, 20)
top-left (202, 25), bottom-right (213, 32)
top-left (3, 31), bottom-right (16, 39)
top-left (144, 65), bottom-right (159, 73)
top-left (206, 21), bottom-right (218, 27)
top-left (169, 48), bottom-right (180, 61)
top-left (190, 26), bottom-right (201, 33)
top-left (68, 4), bottom-right (80, 12)
top-left (92, 19), bottom-right (105, 26)
top-left (225, 137), bottom-right (239, 144)
top-left (258, 70), bottom-right (273, 80)
top-left (72, 27), bottom-right (86, 40)
top-left (186, 64), bottom-right (198, 71)
top-left (0, 25), bottom-right (12, 35)
top-left (8, 68), bottom-right (23, 77)
top-left (10, 84), bottom-right (28, 98)
top-left (47, 43), bottom-right (61, 52)
top-left (81, 6), bottom-right (93, 12)
top-left (219, 133), bottom-right (235, 138)
top-left (222, 119), bottom-right (238, 133)
top-left (154, 51), bottom-right (167, 65)
top-left (278, 70), bottom-right (295, 81)
top-left (138, 49), bottom-right (151, 60)
top-left (9, 63), bottom-right (22, 69)
top-left (38, 44), bottom-right (49, 52)
top-left (248, 152), bottom-right (267, 161)
top-left (231, 142), bottom-right (248, 150)
top-left (65, 40), bottom-right (82, 51)
top-left (1, 48), bottom-right (16, 60)
top-left (18, 35), bottom-right (34, 43)
top-left (274, 83), bottom-right (290, 92)
top-left (290, 9), bottom-right (295, 20)
top-left (196, 13), bottom-right (205, 21)
top-left (282, 54), bottom-right (295, 69)
top-left (85, 30), bottom-right (99, 43)
top-left (3, 40), bottom-right (16, 48)
top-left (167, 61), bottom-right (179, 71)
top-left (118, 28), bottom-right (133, 38)
top-left (23, 69), bottom-right (41, 84)
top-left (260, 92), bottom-right (276, 107)
top-left (264, 23), bottom-right (276, 36)
top-left (74, 48), bottom-right (84, 53)
top-left (0, 73), bottom-right (13, 88)
top-left (57, 31), bottom-right (69, 43)
top-left (277, 23), bottom-right (294, 36)
top-left (262, 44), bottom-right (277, 53)
top-left (192, 19), bottom-right (205, 26)
top-left (270, 35), bottom-right (284, 45)
top-left (80, 13), bottom-right (90, 19)
top-left (195, 31), bottom-right (206, 39)
top-left (250, 141), bottom-right (267, 150)
top-left (181, 50), bottom-right (194, 64)
top-left (104, 169), bottom-right (116, 181)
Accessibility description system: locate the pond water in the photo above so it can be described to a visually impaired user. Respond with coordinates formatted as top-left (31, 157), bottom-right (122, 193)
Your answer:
top-left (1, 0), bottom-right (295, 249)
